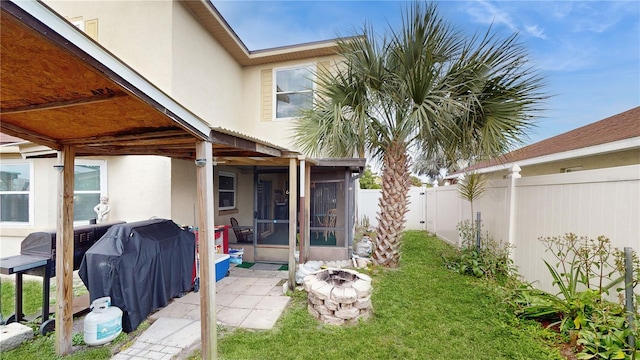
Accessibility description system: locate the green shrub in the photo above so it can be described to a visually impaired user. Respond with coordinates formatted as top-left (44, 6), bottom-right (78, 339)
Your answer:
top-left (513, 233), bottom-right (639, 359)
top-left (443, 220), bottom-right (515, 281)
top-left (576, 302), bottom-right (639, 359)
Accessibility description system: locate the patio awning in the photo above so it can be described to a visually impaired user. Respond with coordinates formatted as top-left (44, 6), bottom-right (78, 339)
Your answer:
top-left (0, 1), bottom-right (287, 161)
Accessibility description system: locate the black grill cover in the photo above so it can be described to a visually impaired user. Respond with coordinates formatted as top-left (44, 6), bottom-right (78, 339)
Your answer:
top-left (21, 221), bottom-right (124, 275)
top-left (79, 219), bottom-right (195, 332)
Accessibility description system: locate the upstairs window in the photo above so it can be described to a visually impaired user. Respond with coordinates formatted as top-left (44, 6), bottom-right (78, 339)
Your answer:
top-left (274, 66), bottom-right (313, 119)
top-left (69, 17), bottom-right (99, 41)
top-left (0, 162), bottom-right (32, 224)
top-left (218, 172), bottom-right (236, 210)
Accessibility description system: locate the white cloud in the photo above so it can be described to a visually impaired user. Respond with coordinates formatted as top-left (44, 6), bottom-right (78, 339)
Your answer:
top-left (525, 24), bottom-right (546, 39)
top-left (465, 0), bottom-right (517, 31)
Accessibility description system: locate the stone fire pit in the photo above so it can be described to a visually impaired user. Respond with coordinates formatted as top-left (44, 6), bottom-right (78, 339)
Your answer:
top-left (303, 268), bottom-right (373, 325)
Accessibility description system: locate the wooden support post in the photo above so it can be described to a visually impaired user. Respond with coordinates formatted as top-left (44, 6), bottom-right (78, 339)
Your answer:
top-left (298, 159), bottom-right (305, 264)
top-left (55, 145), bottom-right (75, 356)
top-left (304, 162), bottom-right (311, 262)
top-left (196, 141), bottom-right (216, 360)
top-left (288, 158), bottom-right (297, 290)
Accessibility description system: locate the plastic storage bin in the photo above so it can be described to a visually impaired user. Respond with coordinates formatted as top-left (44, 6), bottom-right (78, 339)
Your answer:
top-left (228, 248), bottom-right (244, 264)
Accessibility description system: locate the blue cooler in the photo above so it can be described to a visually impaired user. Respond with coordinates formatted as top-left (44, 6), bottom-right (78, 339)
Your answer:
top-left (215, 253), bottom-right (230, 282)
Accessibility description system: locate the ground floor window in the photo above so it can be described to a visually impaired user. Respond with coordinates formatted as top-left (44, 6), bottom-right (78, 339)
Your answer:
top-left (218, 171), bottom-right (236, 210)
top-left (74, 161), bottom-right (107, 223)
top-left (0, 161), bottom-right (32, 224)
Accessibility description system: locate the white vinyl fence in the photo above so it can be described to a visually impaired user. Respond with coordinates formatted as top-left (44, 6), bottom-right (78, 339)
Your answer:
top-left (359, 164), bottom-right (640, 296)
top-left (358, 187), bottom-right (427, 231)
top-left (430, 164), bottom-right (640, 296)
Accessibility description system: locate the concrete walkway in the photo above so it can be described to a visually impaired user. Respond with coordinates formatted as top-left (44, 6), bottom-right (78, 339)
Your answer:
top-left (111, 264), bottom-right (290, 360)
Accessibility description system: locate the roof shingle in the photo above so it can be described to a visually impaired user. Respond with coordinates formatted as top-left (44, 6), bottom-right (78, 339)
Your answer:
top-left (462, 106), bottom-right (640, 172)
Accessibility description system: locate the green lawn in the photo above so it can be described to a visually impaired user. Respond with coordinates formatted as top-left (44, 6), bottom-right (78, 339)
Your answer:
top-left (215, 231), bottom-right (563, 360)
top-left (2, 231), bottom-right (563, 359)
top-left (1, 280), bottom-right (45, 319)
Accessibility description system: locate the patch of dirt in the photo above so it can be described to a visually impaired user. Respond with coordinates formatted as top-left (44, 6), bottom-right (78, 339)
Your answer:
top-left (557, 343), bottom-right (579, 360)
top-left (536, 319), bottom-right (581, 360)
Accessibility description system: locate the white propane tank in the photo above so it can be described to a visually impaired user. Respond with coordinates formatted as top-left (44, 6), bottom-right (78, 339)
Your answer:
top-left (84, 296), bottom-right (123, 346)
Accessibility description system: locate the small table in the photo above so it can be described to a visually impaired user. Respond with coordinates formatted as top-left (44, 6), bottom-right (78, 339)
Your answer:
top-left (0, 254), bottom-right (52, 330)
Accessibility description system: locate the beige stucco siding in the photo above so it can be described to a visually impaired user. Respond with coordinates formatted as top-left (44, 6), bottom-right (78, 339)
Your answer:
top-left (107, 156), bottom-right (172, 221)
top-left (169, 2), bottom-right (243, 128)
top-left (483, 148), bottom-right (640, 180)
top-left (45, 1), bottom-right (245, 129)
top-left (170, 158), bottom-right (197, 226)
top-left (44, 1), bottom-right (174, 93)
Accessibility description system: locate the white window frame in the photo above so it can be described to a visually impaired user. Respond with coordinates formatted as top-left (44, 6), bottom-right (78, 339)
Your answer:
top-left (562, 166), bottom-right (584, 173)
top-left (218, 171), bottom-right (236, 210)
top-left (272, 63), bottom-right (315, 121)
top-left (74, 160), bottom-right (107, 225)
top-left (69, 17), bottom-right (85, 31)
top-left (0, 160), bottom-right (34, 226)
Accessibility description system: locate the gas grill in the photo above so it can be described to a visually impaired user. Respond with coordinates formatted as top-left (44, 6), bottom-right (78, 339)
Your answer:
top-left (0, 221), bottom-right (124, 334)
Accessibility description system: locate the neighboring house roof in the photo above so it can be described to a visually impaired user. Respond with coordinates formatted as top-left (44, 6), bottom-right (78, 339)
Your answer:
top-left (180, 0), bottom-right (352, 66)
top-left (451, 106), bottom-right (640, 176)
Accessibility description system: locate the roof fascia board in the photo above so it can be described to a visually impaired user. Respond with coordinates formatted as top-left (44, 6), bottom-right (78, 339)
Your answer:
top-left (247, 39), bottom-right (344, 58)
top-left (8, 0), bottom-right (212, 139)
top-left (448, 136), bottom-right (640, 178)
top-left (195, 0), bottom-right (251, 55)
top-left (182, 0), bottom-right (345, 66)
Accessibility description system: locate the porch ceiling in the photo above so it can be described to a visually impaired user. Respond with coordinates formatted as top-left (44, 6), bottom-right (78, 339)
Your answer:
top-left (0, 1), bottom-right (286, 163)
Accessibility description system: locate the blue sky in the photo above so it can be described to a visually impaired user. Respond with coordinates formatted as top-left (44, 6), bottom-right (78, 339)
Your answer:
top-left (212, 0), bottom-right (639, 145)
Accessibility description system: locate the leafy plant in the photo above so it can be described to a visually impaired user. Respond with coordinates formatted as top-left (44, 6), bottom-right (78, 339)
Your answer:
top-left (514, 233), bottom-right (639, 359)
top-left (443, 220), bottom-right (515, 281)
top-left (516, 283), bottom-right (600, 333)
top-left (541, 234), bottom-right (625, 295)
top-left (359, 166), bottom-right (381, 189)
top-left (73, 333), bottom-right (85, 346)
top-left (354, 215), bottom-right (376, 246)
top-left (576, 302), bottom-right (639, 359)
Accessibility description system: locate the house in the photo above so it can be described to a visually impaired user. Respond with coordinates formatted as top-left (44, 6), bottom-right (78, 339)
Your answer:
top-left (0, 1), bottom-right (369, 354)
top-left (448, 106), bottom-right (640, 179)
top-left (0, 0), bottom-right (365, 265)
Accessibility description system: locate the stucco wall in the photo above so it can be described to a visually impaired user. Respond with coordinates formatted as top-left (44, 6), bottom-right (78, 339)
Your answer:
top-left (170, 158), bottom-right (197, 226)
top-left (483, 148), bottom-right (640, 180)
top-left (45, 0), bottom-right (174, 92)
top-left (170, 2), bottom-right (242, 128)
top-left (44, 1), bottom-right (347, 151)
top-left (108, 156), bottom-right (172, 222)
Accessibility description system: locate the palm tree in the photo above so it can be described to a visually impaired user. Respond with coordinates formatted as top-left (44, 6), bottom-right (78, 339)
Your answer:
top-left (293, 2), bottom-right (545, 268)
top-left (457, 171), bottom-right (488, 222)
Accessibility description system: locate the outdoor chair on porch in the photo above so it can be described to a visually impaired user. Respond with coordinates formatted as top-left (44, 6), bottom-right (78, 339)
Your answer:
top-left (230, 217), bottom-right (254, 243)
top-left (316, 208), bottom-right (337, 241)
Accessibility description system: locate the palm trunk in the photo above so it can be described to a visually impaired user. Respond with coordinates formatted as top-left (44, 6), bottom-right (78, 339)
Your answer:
top-left (372, 140), bottom-right (411, 268)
